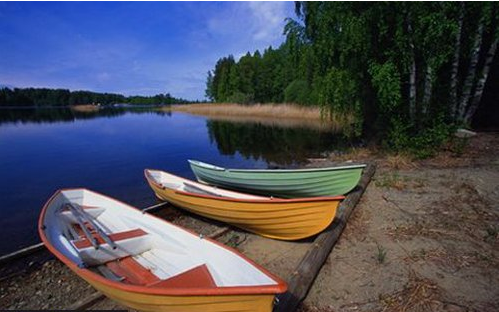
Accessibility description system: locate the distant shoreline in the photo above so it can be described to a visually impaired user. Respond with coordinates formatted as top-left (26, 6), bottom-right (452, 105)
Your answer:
top-left (69, 104), bottom-right (100, 113)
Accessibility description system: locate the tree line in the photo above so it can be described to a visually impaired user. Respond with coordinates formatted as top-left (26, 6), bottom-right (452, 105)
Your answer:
top-left (0, 87), bottom-right (189, 107)
top-left (206, 2), bottom-right (498, 155)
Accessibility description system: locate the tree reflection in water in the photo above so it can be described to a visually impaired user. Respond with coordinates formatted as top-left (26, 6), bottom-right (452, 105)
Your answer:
top-left (0, 107), bottom-right (171, 125)
top-left (206, 119), bottom-right (352, 166)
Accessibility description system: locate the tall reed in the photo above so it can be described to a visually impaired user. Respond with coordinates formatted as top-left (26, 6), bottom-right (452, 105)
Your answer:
top-left (167, 103), bottom-right (353, 132)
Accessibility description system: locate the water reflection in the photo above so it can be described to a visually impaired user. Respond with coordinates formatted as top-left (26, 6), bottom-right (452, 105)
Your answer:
top-left (0, 107), bottom-right (171, 125)
top-left (0, 107), bottom-right (352, 254)
top-left (206, 119), bottom-right (348, 165)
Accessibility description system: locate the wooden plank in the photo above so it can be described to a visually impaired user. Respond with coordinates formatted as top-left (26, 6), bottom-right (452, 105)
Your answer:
top-left (206, 226), bottom-right (230, 240)
top-left (0, 242), bottom-right (45, 266)
top-left (274, 163), bottom-right (376, 312)
top-left (66, 291), bottom-right (106, 311)
top-left (142, 201), bottom-right (170, 213)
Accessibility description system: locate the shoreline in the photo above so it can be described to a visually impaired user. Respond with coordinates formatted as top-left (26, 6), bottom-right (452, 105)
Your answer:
top-left (0, 133), bottom-right (497, 311)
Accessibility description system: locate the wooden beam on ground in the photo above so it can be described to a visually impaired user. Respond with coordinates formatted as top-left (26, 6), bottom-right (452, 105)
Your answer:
top-left (0, 242), bottom-right (45, 266)
top-left (206, 226), bottom-right (231, 240)
top-left (66, 291), bottom-right (106, 311)
top-left (142, 201), bottom-right (170, 213)
top-left (274, 163), bottom-right (376, 312)
top-left (69, 226), bottom-right (231, 310)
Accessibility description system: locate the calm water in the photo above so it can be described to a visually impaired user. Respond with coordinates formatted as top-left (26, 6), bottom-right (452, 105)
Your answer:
top-left (0, 107), bottom-right (346, 255)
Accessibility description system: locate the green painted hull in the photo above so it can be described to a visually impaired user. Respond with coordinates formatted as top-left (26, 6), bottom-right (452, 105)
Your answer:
top-left (188, 160), bottom-right (365, 198)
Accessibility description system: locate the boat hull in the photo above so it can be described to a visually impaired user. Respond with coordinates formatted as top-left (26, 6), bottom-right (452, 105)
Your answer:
top-left (189, 160), bottom-right (365, 198)
top-left (147, 178), bottom-right (341, 240)
top-left (82, 274), bottom-right (275, 312)
top-left (39, 189), bottom-right (286, 312)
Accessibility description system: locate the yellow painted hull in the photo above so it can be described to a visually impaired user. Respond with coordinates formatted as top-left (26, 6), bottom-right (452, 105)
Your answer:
top-left (81, 274), bottom-right (275, 312)
top-left (148, 182), bottom-right (340, 240)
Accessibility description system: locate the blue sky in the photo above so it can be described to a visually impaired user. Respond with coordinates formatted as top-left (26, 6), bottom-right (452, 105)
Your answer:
top-left (0, 2), bottom-right (295, 100)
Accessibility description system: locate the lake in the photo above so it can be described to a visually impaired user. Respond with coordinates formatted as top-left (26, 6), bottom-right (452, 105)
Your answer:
top-left (0, 107), bottom-right (348, 255)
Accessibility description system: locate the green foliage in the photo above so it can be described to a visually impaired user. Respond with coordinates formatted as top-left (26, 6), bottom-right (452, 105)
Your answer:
top-left (376, 244), bottom-right (387, 264)
top-left (284, 79), bottom-right (309, 104)
top-left (205, 71), bottom-right (214, 101)
top-left (227, 91), bottom-right (253, 104)
top-left (385, 117), bottom-right (454, 159)
top-left (206, 2), bottom-right (498, 154)
top-left (368, 62), bottom-right (401, 112)
top-left (448, 137), bottom-right (469, 156)
top-left (317, 68), bottom-right (363, 136)
top-left (0, 87), bottom-right (188, 107)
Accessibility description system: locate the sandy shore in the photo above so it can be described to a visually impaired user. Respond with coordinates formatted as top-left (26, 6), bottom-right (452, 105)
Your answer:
top-left (1, 133), bottom-right (497, 311)
top-left (69, 104), bottom-right (100, 113)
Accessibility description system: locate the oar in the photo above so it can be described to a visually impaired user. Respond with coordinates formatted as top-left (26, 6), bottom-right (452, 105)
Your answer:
top-left (65, 204), bottom-right (99, 249)
top-left (67, 203), bottom-right (117, 250)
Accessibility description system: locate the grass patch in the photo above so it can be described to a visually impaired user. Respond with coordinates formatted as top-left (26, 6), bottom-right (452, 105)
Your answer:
top-left (447, 137), bottom-right (470, 156)
top-left (385, 153), bottom-right (416, 170)
top-left (376, 244), bottom-right (387, 264)
top-left (484, 225), bottom-right (499, 242)
top-left (330, 147), bottom-right (374, 162)
top-left (375, 172), bottom-right (407, 190)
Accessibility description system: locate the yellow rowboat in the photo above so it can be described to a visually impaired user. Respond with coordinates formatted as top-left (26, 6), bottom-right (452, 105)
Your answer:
top-left (39, 189), bottom-right (286, 312)
top-left (144, 169), bottom-right (345, 240)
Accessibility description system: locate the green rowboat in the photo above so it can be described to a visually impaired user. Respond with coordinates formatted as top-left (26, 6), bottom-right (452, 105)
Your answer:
top-left (188, 160), bottom-right (366, 198)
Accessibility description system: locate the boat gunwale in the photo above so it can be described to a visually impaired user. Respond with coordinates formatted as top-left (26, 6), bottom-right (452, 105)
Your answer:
top-left (188, 159), bottom-right (366, 173)
top-left (39, 188), bottom-right (287, 297)
top-left (144, 169), bottom-right (345, 204)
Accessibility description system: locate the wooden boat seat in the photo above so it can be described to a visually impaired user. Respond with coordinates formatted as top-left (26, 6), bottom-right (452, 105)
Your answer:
top-left (106, 256), bottom-right (159, 285)
top-left (106, 256), bottom-right (217, 288)
top-left (149, 264), bottom-right (217, 288)
top-left (73, 228), bottom-right (147, 249)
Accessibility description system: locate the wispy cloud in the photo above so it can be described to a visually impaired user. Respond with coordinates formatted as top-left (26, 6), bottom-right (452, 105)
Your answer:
top-left (206, 2), bottom-right (291, 50)
top-left (247, 2), bottom-right (289, 42)
top-left (0, 2), bottom-right (295, 100)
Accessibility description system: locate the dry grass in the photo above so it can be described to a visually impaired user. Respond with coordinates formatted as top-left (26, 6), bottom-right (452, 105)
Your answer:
top-left (421, 132), bottom-right (499, 168)
top-left (375, 172), bottom-right (408, 190)
top-left (165, 103), bottom-right (354, 132)
top-left (387, 223), bottom-right (458, 240)
top-left (70, 104), bottom-right (100, 113)
top-left (385, 153), bottom-right (418, 170)
top-left (379, 271), bottom-right (440, 312)
top-left (172, 103), bottom-right (321, 119)
top-left (404, 248), bottom-right (498, 271)
top-left (329, 147), bottom-right (374, 162)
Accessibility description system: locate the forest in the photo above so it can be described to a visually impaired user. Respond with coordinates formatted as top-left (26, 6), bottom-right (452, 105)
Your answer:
top-left (206, 2), bottom-right (498, 156)
top-left (0, 87), bottom-right (188, 107)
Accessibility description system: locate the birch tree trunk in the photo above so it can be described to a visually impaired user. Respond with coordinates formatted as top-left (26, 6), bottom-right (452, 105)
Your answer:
top-left (464, 36), bottom-right (498, 123)
top-left (407, 15), bottom-right (417, 122)
top-left (457, 21), bottom-right (484, 121)
top-left (450, 3), bottom-right (464, 118)
top-left (421, 64), bottom-right (433, 117)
